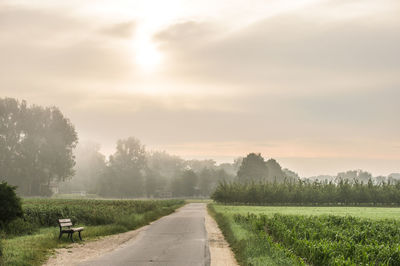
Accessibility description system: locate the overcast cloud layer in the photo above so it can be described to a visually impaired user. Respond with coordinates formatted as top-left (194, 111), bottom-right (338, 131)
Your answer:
top-left (1, 0), bottom-right (399, 176)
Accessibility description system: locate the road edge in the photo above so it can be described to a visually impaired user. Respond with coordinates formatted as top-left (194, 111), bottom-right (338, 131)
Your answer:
top-left (205, 204), bottom-right (239, 266)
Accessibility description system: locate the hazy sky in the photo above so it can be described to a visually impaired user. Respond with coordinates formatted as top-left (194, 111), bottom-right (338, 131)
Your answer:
top-left (1, 0), bottom-right (399, 177)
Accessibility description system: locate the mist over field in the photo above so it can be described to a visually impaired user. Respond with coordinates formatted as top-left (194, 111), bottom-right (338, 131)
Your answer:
top-left (1, 0), bottom-right (400, 198)
top-left (0, 97), bottom-right (399, 198)
top-left (2, 1), bottom-right (400, 265)
top-left (1, 0), bottom-right (399, 182)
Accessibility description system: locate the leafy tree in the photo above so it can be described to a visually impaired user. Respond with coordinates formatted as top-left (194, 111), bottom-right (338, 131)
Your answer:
top-left (336, 170), bottom-right (372, 183)
top-left (199, 168), bottom-right (214, 196)
top-left (0, 182), bottom-right (23, 225)
top-left (171, 170), bottom-right (198, 197)
top-left (237, 153), bottom-right (268, 183)
top-left (180, 169), bottom-right (198, 197)
top-left (99, 137), bottom-right (147, 197)
top-left (171, 176), bottom-right (183, 197)
top-left (145, 169), bottom-right (162, 197)
top-left (186, 159), bottom-right (216, 172)
top-left (266, 159), bottom-right (285, 182)
top-left (59, 141), bottom-right (106, 194)
top-left (146, 151), bottom-right (185, 180)
top-left (283, 168), bottom-right (300, 181)
top-left (0, 98), bottom-right (78, 196)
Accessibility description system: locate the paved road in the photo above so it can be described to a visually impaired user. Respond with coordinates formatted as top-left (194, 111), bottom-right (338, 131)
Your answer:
top-left (80, 203), bottom-right (210, 266)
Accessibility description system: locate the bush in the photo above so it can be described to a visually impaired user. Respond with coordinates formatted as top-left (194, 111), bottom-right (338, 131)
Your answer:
top-left (0, 182), bottom-right (23, 226)
top-left (3, 218), bottom-right (38, 236)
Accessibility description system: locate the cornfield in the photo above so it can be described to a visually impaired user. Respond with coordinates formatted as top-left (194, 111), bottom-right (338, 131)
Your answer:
top-left (234, 213), bottom-right (400, 265)
top-left (22, 198), bottom-right (184, 227)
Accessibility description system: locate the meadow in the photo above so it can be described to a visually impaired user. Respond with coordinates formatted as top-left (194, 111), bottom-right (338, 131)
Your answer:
top-left (1, 198), bottom-right (184, 266)
top-left (209, 204), bottom-right (400, 266)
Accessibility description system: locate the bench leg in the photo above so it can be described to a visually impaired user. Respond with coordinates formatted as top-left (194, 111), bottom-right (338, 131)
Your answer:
top-left (70, 232), bottom-right (74, 242)
top-left (78, 231), bottom-right (82, 241)
top-left (59, 232), bottom-right (63, 239)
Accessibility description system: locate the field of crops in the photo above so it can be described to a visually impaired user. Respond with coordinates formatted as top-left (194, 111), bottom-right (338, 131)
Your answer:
top-left (210, 204), bottom-right (400, 265)
top-left (1, 198), bottom-right (184, 265)
top-left (22, 198), bottom-right (182, 227)
top-left (213, 205), bottom-right (400, 220)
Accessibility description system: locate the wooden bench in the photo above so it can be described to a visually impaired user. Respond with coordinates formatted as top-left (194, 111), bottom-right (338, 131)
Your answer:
top-left (58, 218), bottom-right (84, 242)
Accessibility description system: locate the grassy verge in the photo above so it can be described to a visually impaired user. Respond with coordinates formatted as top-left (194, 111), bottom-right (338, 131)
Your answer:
top-left (1, 199), bottom-right (184, 266)
top-left (208, 204), bottom-right (304, 266)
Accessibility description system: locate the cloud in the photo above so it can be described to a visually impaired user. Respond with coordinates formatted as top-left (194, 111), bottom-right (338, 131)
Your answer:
top-left (1, 0), bottom-right (399, 176)
top-left (0, 4), bottom-right (137, 96)
top-left (100, 21), bottom-right (136, 39)
top-left (155, 5), bottom-right (400, 94)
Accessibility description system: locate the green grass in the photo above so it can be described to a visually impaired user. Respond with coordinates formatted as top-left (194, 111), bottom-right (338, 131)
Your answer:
top-left (1, 199), bottom-right (184, 266)
top-left (185, 198), bottom-right (213, 204)
top-left (212, 205), bottom-right (400, 220)
top-left (208, 204), bottom-right (304, 266)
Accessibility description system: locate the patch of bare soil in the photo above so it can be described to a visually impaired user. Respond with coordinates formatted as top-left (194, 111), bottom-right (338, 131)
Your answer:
top-left (43, 226), bottom-right (148, 266)
top-left (205, 211), bottom-right (239, 266)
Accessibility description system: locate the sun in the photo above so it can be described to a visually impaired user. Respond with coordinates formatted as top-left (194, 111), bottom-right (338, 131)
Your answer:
top-left (135, 41), bottom-right (162, 72)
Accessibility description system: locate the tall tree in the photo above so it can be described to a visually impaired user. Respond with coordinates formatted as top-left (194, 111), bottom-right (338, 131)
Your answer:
top-left (146, 151), bottom-right (185, 180)
top-left (100, 137), bottom-right (147, 197)
top-left (171, 169), bottom-right (198, 197)
top-left (0, 98), bottom-right (78, 196)
top-left (199, 168), bottom-right (214, 196)
top-left (266, 159), bottom-right (285, 182)
top-left (237, 153), bottom-right (268, 183)
top-left (180, 169), bottom-right (198, 197)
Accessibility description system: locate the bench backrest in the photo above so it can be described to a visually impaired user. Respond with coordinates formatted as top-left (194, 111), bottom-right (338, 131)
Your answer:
top-left (58, 218), bottom-right (73, 228)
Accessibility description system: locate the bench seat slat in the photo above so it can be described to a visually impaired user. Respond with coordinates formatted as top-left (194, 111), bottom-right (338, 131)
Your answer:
top-left (60, 222), bottom-right (73, 227)
top-left (72, 227), bottom-right (84, 232)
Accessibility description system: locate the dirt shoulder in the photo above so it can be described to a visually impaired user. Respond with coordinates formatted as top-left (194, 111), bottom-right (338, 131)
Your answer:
top-left (205, 209), bottom-right (239, 266)
top-left (43, 226), bottom-right (147, 266)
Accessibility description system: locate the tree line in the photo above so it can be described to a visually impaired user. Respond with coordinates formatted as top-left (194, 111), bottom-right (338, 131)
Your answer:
top-left (211, 179), bottom-right (400, 205)
top-left (0, 97), bottom-right (238, 197)
top-left (2, 97), bottom-right (399, 199)
top-left (61, 138), bottom-right (236, 198)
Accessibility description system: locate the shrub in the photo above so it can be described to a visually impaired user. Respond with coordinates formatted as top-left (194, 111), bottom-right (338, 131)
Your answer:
top-left (3, 218), bottom-right (38, 236)
top-left (0, 182), bottom-right (23, 226)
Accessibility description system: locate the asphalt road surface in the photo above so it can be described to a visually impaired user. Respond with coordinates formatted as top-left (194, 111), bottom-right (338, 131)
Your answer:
top-left (80, 203), bottom-right (210, 266)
